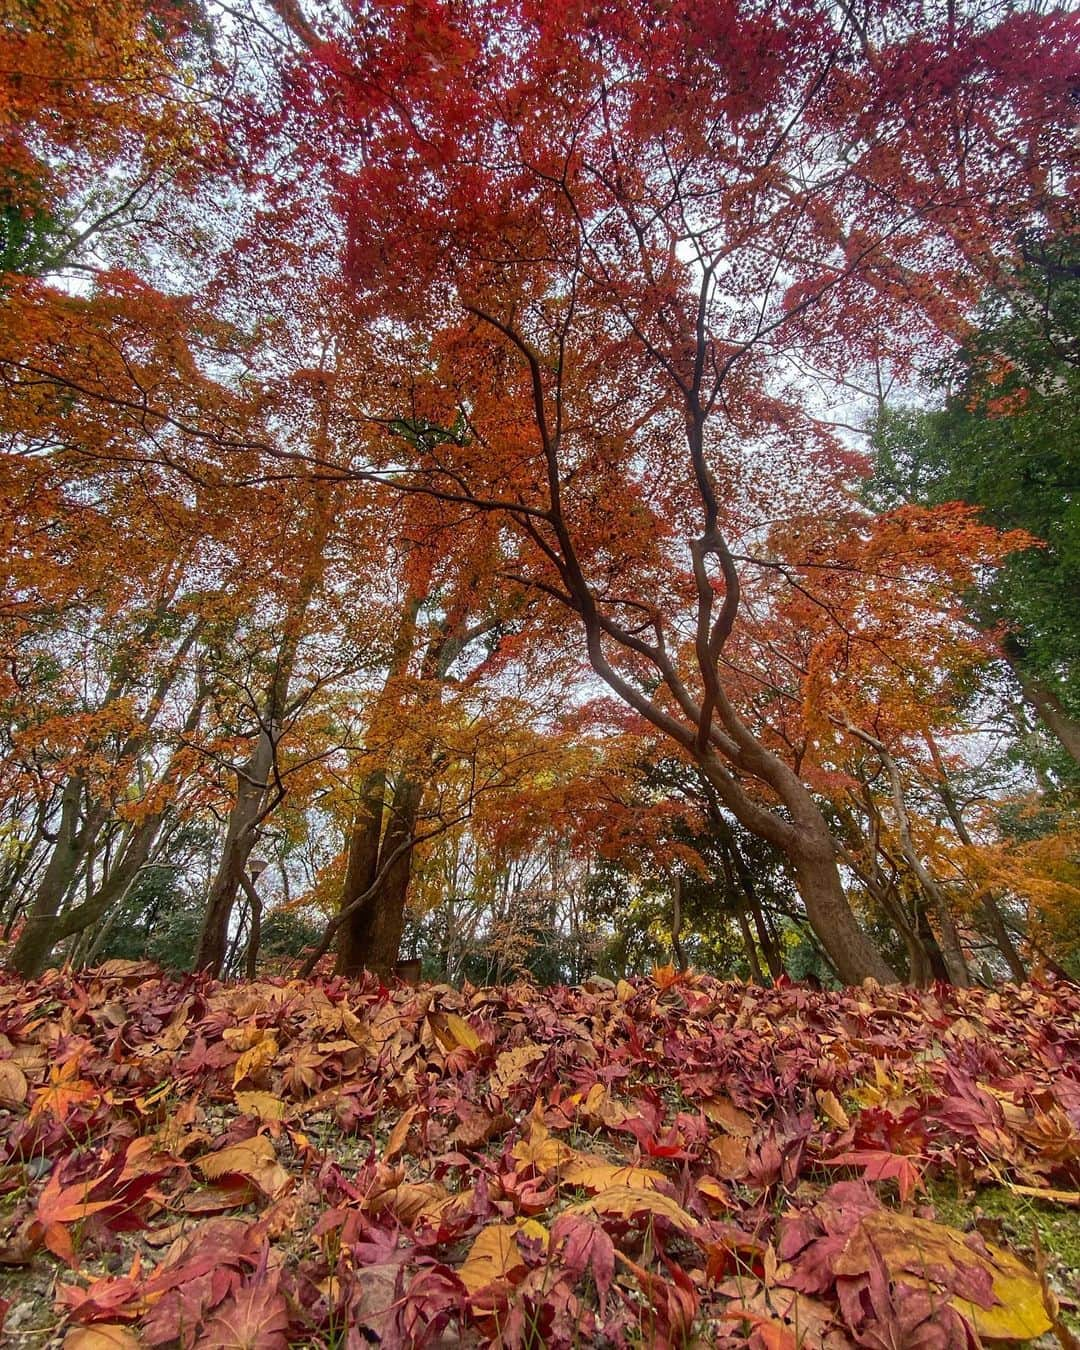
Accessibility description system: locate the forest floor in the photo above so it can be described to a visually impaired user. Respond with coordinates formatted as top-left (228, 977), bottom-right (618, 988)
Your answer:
top-left (0, 963), bottom-right (1077, 1349)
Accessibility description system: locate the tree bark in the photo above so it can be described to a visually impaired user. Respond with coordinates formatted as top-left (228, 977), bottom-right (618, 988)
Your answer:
top-left (336, 777), bottom-right (422, 979)
top-left (195, 486), bottom-right (336, 976)
top-left (8, 777), bottom-right (86, 977)
top-left (670, 874), bottom-right (688, 973)
top-left (923, 732), bottom-right (1028, 983)
top-left (194, 721), bottom-right (276, 974)
top-left (335, 769), bottom-right (386, 975)
top-left (1003, 646), bottom-right (1080, 768)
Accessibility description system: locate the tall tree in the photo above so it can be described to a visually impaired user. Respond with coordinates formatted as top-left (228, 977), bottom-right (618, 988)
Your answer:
top-left (275, 0), bottom-right (1073, 983)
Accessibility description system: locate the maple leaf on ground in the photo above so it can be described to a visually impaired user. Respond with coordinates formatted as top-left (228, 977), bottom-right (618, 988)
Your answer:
top-left (196, 1273), bottom-right (289, 1350)
top-left (457, 1219), bottom-right (548, 1295)
top-left (195, 1136), bottom-right (290, 1198)
top-left (28, 1058), bottom-right (99, 1124)
top-left (824, 1148), bottom-right (925, 1205)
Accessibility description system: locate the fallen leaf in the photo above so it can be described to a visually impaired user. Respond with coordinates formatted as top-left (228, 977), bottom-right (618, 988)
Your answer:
top-left (458, 1220), bottom-right (547, 1294)
top-left (383, 1105), bottom-right (420, 1162)
top-left (815, 1089), bottom-right (850, 1130)
top-left (703, 1096), bottom-right (755, 1137)
top-left (0, 1060), bottom-right (28, 1107)
top-left (234, 1091), bottom-right (286, 1122)
top-left (196, 1136), bottom-right (290, 1198)
top-left (232, 1038), bottom-right (278, 1087)
top-left (834, 1211), bottom-right (1052, 1341)
top-left (197, 1274), bottom-right (289, 1349)
top-left (490, 1043), bottom-right (545, 1096)
top-left (556, 1154), bottom-right (667, 1193)
top-left (571, 1185), bottom-right (703, 1237)
top-left (64, 1325), bottom-right (142, 1349)
top-left (433, 1012), bottom-right (482, 1054)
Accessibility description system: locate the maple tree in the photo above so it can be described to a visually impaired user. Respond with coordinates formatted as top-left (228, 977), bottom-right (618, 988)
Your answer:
top-left (267, 0), bottom-right (1076, 984)
top-left (1, 1), bottom-right (1080, 1340)
top-left (1, 0), bottom-right (1073, 989)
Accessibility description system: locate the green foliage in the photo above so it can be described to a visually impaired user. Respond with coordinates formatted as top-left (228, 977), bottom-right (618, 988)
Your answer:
top-left (260, 907), bottom-right (322, 959)
top-left (0, 177), bottom-right (62, 277)
top-left (868, 236), bottom-right (1080, 731)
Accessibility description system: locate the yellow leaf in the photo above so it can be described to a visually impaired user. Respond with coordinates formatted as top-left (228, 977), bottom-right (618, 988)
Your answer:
top-left (697, 1176), bottom-right (730, 1209)
top-left (815, 1089), bottom-right (850, 1130)
top-left (511, 1106), bottom-right (574, 1172)
top-left (490, 1043), bottom-right (545, 1096)
top-left (367, 1179), bottom-right (456, 1224)
top-left (571, 1185), bottom-right (703, 1237)
top-left (232, 1037), bottom-right (278, 1087)
top-left (557, 1155), bottom-right (667, 1193)
top-left (383, 1105), bottom-right (420, 1162)
top-left (195, 1135), bottom-right (290, 1198)
top-left (458, 1220), bottom-right (547, 1294)
top-left (440, 1012), bottom-right (482, 1053)
top-left (233, 1090), bottom-right (286, 1121)
top-left (615, 979), bottom-right (635, 1002)
top-left (834, 1211), bottom-right (1051, 1341)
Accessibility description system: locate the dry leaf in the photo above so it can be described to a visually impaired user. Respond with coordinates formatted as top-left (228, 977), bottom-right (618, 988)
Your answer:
top-left (0, 1059), bottom-right (28, 1107)
top-left (195, 1136), bottom-right (290, 1198)
top-left (556, 1154), bottom-right (667, 1193)
top-left (490, 1043), bottom-right (545, 1096)
top-left (834, 1211), bottom-right (1051, 1341)
top-left (703, 1096), bottom-right (755, 1138)
top-left (234, 1090), bottom-right (286, 1122)
top-left (233, 1037), bottom-right (278, 1087)
top-left (815, 1089), bottom-right (850, 1130)
top-left (383, 1105), bottom-right (420, 1162)
top-left (571, 1185), bottom-right (703, 1237)
top-left (433, 1013), bottom-right (482, 1054)
top-left (458, 1220), bottom-right (547, 1294)
top-left (63, 1326), bottom-right (142, 1350)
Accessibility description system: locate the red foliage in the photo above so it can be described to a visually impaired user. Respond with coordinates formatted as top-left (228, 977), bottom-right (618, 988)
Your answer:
top-left (0, 964), bottom-right (1075, 1345)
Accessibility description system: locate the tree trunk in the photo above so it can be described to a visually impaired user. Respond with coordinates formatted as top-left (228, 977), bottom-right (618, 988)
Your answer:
top-left (336, 777), bottom-right (422, 980)
top-left (194, 723), bottom-right (275, 975)
top-left (335, 770), bottom-right (385, 975)
top-left (1004, 647), bottom-right (1080, 767)
top-left (923, 732), bottom-right (1028, 983)
top-left (670, 875), bottom-right (688, 972)
top-left (734, 905), bottom-right (765, 983)
top-left (242, 872), bottom-right (263, 980)
top-left (8, 778), bottom-right (86, 977)
top-left (784, 831), bottom-right (898, 986)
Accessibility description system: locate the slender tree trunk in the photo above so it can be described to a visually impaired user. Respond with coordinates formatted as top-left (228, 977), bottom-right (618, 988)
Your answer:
top-left (194, 725), bottom-right (275, 975)
top-left (844, 728), bottom-right (970, 986)
top-left (195, 486), bottom-right (336, 976)
top-left (734, 905), bottom-right (765, 983)
top-left (670, 875), bottom-right (688, 972)
top-left (923, 732), bottom-right (1028, 983)
top-left (1004, 648), bottom-right (1080, 767)
top-left (8, 778), bottom-right (86, 977)
top-left (241, 872), bottom-right (263, 980)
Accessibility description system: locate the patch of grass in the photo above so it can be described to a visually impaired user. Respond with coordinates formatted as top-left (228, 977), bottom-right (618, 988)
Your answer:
top-left (925, 1177), bottom-right (1080, 1330)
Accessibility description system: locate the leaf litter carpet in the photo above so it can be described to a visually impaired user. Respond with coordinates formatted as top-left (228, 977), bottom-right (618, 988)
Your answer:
top-left (0, 964), bottom-right (1077, 1348)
